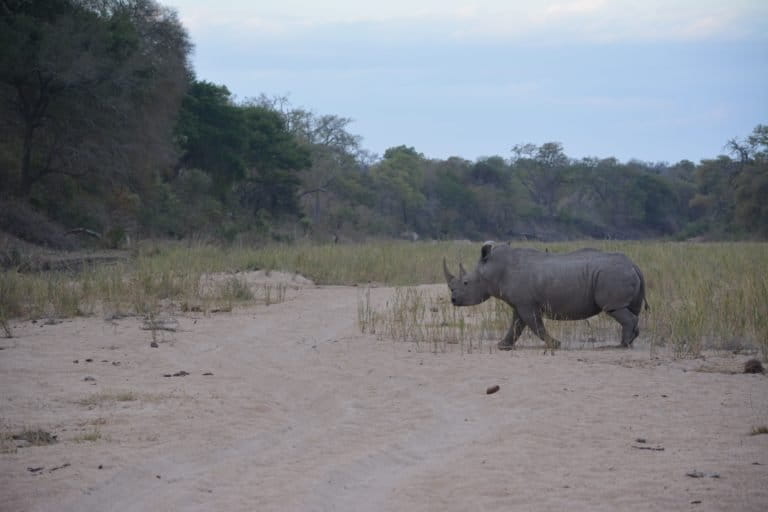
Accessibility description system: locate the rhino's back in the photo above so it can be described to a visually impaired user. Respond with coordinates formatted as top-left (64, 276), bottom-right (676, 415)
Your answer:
top-left (498, 247), bottom-right (642, 318)
top-left (556, 249), bottom-right (643, 313)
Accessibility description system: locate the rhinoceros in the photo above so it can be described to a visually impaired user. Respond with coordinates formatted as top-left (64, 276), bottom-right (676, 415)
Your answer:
top-left (443, 242), bottom-right (648, 352)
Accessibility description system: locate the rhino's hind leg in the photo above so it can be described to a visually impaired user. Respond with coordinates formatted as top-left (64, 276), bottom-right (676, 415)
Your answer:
top-left (498, 314), bottom-right (526, 351)
top-left (607, 308), bottom-right (639, 347)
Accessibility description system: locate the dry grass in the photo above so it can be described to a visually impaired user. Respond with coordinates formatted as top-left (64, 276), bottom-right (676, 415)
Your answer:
top-left (0, 431), bottom-right (14, 454)
top-left (72, 428), bottom-right (102, 443)
top-left (1, 427), bottom-right (58, 453)
top-left (355, 241), bottom-right (768, 359)
top-left (1, 240), bottom-right (766, 359)
top-left (362, 284), bottom-right (623, 354)
top-left (357, 286), bottom-right (377, 335)
top-left (76, 391), bottom-right (139, 407)
top-left (0, 314), bottom-right (11, 338)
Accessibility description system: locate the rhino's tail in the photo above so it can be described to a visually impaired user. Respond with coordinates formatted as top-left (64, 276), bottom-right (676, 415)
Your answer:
top-left (634, 264), bottom-right (650, 314)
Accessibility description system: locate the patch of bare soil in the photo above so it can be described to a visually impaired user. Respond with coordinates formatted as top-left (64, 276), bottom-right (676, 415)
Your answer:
top-left (1, 285), bottom-right (767, 511)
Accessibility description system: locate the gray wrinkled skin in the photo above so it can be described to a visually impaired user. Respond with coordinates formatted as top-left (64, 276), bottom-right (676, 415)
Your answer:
top-left (444, 242), bottom-right (648, 353)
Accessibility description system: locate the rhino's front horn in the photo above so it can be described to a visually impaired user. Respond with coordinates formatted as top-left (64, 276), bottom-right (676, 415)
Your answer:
top-left (459, 262), bottom-right (467, 278)
top-left (443, 257), bottom-right (455, 282)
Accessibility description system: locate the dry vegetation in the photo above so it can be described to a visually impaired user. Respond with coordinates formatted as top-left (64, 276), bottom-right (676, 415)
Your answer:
top-left (75, 391), bottom-right (139, 408)
top-left (1, 240), bottom-right (767, 359)
top-left (358, 241), bottom-right (768, 359)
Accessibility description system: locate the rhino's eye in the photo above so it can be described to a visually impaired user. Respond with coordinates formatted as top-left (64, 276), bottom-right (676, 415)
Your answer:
top-left (462, 280), bottom-right (468, 286)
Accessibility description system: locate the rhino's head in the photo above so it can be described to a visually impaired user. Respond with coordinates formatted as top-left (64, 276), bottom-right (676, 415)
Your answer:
top-left (443, 242), bottom-right (495, 306)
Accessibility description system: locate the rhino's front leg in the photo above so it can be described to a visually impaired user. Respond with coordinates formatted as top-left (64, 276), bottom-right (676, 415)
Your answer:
top-left (517, 306), bottom-right (562, 355)
top-left (498, 310), bottom-right (526, 351)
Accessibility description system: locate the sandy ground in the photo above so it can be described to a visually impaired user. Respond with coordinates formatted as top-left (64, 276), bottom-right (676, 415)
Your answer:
top-left (1, 277), bottom-right (767, 512)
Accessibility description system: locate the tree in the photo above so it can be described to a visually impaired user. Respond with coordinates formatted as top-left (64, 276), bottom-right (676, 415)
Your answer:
top-left (0, 0), bottom-right (191, 198)
top-left (423, 157), bottom-right (475, 237)
top-left (371, 146), bottom-right (426, 230)
top-left (175, 85), bottom-right (310, 219)
top-left (730, 124), bottom-right (768, 235)
top-left (176, 81), bottom-right (247, 196)
top-left (253, 99), bottom-right (364, 228)
top-left (512, 142), bottom-right (568, 218)
top-left (689, 156), bottom-right (737, 229)
top-left (733, 167), bottom-right (768, 235)
top-left (470, 156), bottom-right (507, 186)
top-left (238, 104), bottom-right (310, 216)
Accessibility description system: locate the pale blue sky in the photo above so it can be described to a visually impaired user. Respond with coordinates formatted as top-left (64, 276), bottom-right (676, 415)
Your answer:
top-left (168, 0), bottom-right (768, 163)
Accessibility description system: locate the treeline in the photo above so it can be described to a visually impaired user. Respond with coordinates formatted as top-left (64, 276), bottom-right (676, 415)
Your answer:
top-left (1, 0), bottom-right (767, 246)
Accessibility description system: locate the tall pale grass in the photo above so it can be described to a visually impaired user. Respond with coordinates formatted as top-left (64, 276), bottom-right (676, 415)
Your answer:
top-left (354, 241), bottom-right (768, 359)
top-left (1, 240), bottom-right (766, 358)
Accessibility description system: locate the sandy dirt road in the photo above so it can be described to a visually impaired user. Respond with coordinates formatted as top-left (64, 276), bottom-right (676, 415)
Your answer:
top-left (1, 281), bottom-right (767, 511)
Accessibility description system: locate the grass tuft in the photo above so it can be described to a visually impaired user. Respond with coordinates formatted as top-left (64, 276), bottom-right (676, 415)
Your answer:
top-left (72, 428), bottom-right (102, 443)
top-left (76, 391), bottom-right (138, 407)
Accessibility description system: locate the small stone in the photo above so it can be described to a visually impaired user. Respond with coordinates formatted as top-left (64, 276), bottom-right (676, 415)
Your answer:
top-left (150, 341), bottom-right (159, 348)
top-left (83, 376), bottom-right (96, 382)
top-left (486, 385), bottom-right (500, 395)
top-left (686, 470), bottom-right (719, 478)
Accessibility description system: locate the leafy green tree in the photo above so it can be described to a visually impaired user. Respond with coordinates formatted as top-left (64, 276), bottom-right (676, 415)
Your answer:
top-left (176, 86), bottom-right (310, 221)
top-left (733, 167), bottom-right (768, 236)
top-left (511, 142), bottom-right (568, 218)
top-left (635, 173), bottom-right (679, 232)
top-left (730, 124), bottom-right (768, 235)
top-left (175, 81), bottom-right (247, 197)
top-left (470, 156), bottom-right (508, 186)
top-left (252, 97), bottom-right (365, 232)
top-left (371, 146), bottom-right (427, 230)
top-left (238, 104), bottom-right (310, 216)
top-left (689, 156), bottom-right (737, 229)
top-left (422, 157), bottom-right (475, 237)
top-left (0, 0), bottom-right (191, 198)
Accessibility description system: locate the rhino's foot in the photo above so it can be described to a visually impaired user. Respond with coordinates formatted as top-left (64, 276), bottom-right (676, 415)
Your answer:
top-left (542, 339), bottom-right (560, 355)
top-left (497, 341), bottom-right (516, 351)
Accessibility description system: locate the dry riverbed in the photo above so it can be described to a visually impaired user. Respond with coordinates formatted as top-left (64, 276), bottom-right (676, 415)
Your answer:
top-left (1, 279), bottom-right (767, 511)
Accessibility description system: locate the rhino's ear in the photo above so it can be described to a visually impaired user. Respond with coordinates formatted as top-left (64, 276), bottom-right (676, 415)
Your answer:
top-left (481, 241), bottom-right (495, 262)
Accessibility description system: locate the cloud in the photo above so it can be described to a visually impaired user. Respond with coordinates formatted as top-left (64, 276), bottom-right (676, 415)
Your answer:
top-left (173, 0), bottom-right (768, 44)
top-left (545, 0), bottom-right (606, 15)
